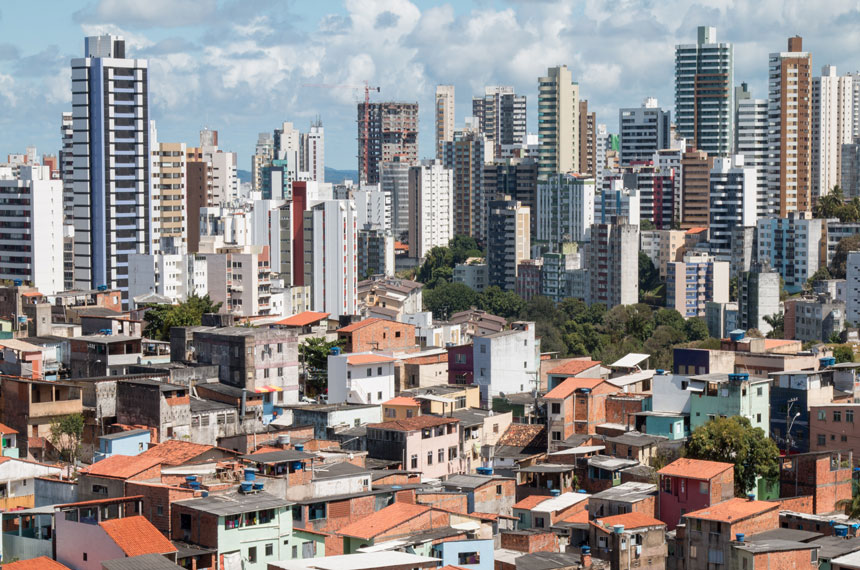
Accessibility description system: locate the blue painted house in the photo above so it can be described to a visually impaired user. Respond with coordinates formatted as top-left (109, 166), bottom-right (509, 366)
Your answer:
top-left (432, 538), bottom-right (494, 570)
top-left (94, 428), bottom-right (151, 462)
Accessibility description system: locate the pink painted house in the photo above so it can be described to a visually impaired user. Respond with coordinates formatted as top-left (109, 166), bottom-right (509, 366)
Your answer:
top-left (657, 458), bottom-right (735, 530)
top-left (366, 416), bottom-right (462, 479)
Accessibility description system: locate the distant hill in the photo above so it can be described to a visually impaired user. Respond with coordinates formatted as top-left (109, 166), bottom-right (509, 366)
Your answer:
top-left (236, 167), bottom-right (358, 186)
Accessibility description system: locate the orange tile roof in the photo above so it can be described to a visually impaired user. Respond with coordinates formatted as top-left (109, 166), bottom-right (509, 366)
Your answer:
top-left (686, 227), bottom-right (708, 234)
top-left (81, 454), bottom-right (162, 479)
top-left (368, 415), bottom-right (459, 432)
top-left (513, 495), bottom-right (549, 510)
top-left (100, 515), bottom-right (178, 556)
top-left (0, 422), bottom-right (18, 434)
top-left (685, 497), bottom-right (778, 523)
top-left (2, 557), bottom-right (71, 570)
top-left (347, 353), bottom-right (397, 365)
top-left (544, 377), bottom-right (606, 400)
top-left (763, 339), bottom-right (797, 349)
top-left (547, 360), bottom-right (601, 376)
top-left (383, 396), bottom-right (421, 407)
top-left (658, 458), bottom-right (733, 481)
top-left (594, 512), bottom-right (666, 530)
top-left (138, 440), bottom-right (219, 466)
top-left (337, 502), bottom-right (430, 540)
top-left (276, 311), bottom-right (330, 327)
top-left (21, 292), bottom-right (44, 298)
top-left (560, 510), bottom-right (590, 524)
top-left (58, 495), bottom-right (146, 509)
top-left (337, 318), bottom-right (384, 333)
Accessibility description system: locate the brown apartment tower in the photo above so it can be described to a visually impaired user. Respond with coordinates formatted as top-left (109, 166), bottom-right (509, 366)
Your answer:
top-left (578, 100), bottom-right (597, 176)
top-left (768, 36), bottom-right (812, 216)
top-left (358, 102), bottom-right (419, 185)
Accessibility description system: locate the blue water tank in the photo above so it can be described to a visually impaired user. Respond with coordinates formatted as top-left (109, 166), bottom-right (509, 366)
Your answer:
top-left (12, 279), bottom-right (22, 286)
top-left (820, 357), bottom-right (837, 367)
top-left (577, 489), bottom-right (588, 494)
top-left (550, 489), bottom-right (561, 497)
top-left (240, 481), bottom-right (253, 493)
top-left (835, 525), bottom-right (849, 537)
top-left (581, 546), bottom-right (591, 555)
top-left (253, 482), bottom-right (264, 491)
top-left (295, 444), bottom-right (304, 451)
top-left (729, 373), bottom-right (749, 383)
top-left (330, 347), bottom-right (341, 356)
top-left (736, 533), bottom-right (745, 542)
top-left (244, 468), bottom-right (256, 482)
top-left (97, 284), bottom-right (107, 291)
top-left (729, 329), bottom-right (745, 341)
top-left (656, 369), bottom-right (665, 375)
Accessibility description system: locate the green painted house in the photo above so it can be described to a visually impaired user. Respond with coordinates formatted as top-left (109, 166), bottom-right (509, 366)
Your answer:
top-left (688, 373), bottom-right (770, 434)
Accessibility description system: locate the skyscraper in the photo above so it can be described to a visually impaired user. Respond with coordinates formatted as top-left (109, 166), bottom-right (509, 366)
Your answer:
top-left (358, 102), bottom-right (419, 185)
top-left (300, 119), bottom-right (325, 183)
top-left (578, 100), bottom-right (597, 175)
top-left (381, 158), bottom-right (413, 240)
top-left (675, 26), bottom-right (734, 156)
top-left (441, 128), bottom-right (493, 241)
top-left (71, 35), bottom-right (151, 302)
top-left (251, 132), bottom-right (274, 193)
top-left (303, 200), bottom-right (358, 318)
top-left (407, 160), bottom-right (453, 259)
top-left (680, 149), bottom-right (715, 229)
top-left (435, 85), bottom-right (455, 160)
top-left (487, 196), bottom-right (530, 292)
top-left (734, 83), bottom-right (770, 217)
top-left (150, 139), bottom-right (188, 255)
top-left (536, 174), bottom-right (595, 243)
top-left (537, 65), bottom-right (579, 178)
top-left (587, 221), bottom-right (639, 307)
top-left (812, 65), bottom-right (854, 197)
top-left (472, 86), bottom-right (527, 157)
top-left (709, 155), bottom-right (758, 259)
top-left (618, 98), bottom-right (671, 166)
top-left (768, 36), bottom-right (813, 215)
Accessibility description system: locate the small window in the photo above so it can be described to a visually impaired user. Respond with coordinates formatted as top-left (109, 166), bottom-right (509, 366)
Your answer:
top-left (756, 387), bottom-right (763, 396)
top-left (480, 344), bottom-right (486, 353)
top-left (292, 546), bottom-right (298, 558)
top-left (551, 403), bottom-right (561, 414)
top-left (411, 454), bottom-right (418, 469)
top-left (83, 553), bottom-right (88, 562)
top-left (552, 431), bottom-right (561, 441)
top-left (377, 367), bottom-right (382, 375)
top-left (156, 505), bottom-right (163, 516)
top-left (458, 552), bottom-right (480, 565)
top-left (395, 331), bottom-right (401, 338)
top-left (248, 547), bottom-right (257, 564)
top-left (699, 482), bottom-right (707, 494)
top-left (848, 410), bottom-right (855, 423)
top-left (842, 435), bottom-right (848, 442)
top-left (818, 410), bottom-right (826, 420)
top-left (835, 411), bottom-right (842, 422)
top-left (496, 484), bottom-right (503, 494)
top-left (427, 451), bottom-right (433, 465)
top-left (265, 543), bottom-right (273, 557)
top-left (756, 413), bottom-right (761, 423)
top-left (367, 368), bottom-right (372, 376)
top-left (377, 391), bottom-right (382, 401)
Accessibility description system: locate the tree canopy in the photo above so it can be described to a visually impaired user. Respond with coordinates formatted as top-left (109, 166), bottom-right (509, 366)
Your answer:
top-left (143, 294), bottom-right (222, 340)
top-left (685, 416), bottom-right (779, 497)
top-left (299, 337), bottom-right (345, 396)
top-left (814, 186), bottom-right (860, 222)
top-left (49, 413), bottom-right (84, 465)
top-left (829, 234), bottom-right (860, 279)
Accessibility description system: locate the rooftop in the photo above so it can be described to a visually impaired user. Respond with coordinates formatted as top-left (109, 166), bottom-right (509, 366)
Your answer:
top-left (513, 495), bottom-right (549, 510)
top-left (99, 429), bottom-right (150, 441)
top-left (139, 440), bottom-right (224, 466)
top-left (312, 462), bottom-right (370, 480)
top-left (267, 552), bottom-right (439, 570)
top-left (81, 454), bottom-right (162, 479)
top-left (72, 334), bottom-right (141, 344)
top-left (610, 353), bottom-right (650, 369)
top-left (275, 311), bottom-right (330, 327)
top-left (336, 502), bottom-right (430, 540)
top-left (337, 318), bottom-right (386, 333)
top-left (810, 535), bottom-right (860, 559)
top-left (367, 415), bottom-right (459, 431)
top-left (243, 449), bottom-right (318, 464)
top-left (593, 512), bottom-right (665, 530)
top-left (174, 491), bottom-right (291, 516)
top-left (442, 474), bottom-right (499, 490)
top-left (544, 377), bottom-right (606, 400)
top-left (658, 458), bottom-right (734, 480)
top-left (102, 553), bottom-right (184, 570)
top-left (747, 528), bottom-right (822, 543)
top-left (100, 515), bottom-right (178, 556)
top-left (734, 539), bottom-right (818, 554)
top-left (449, 408), bottom-right (498, 427)
top-left (510, 551), bottom-right (589, 570)
top-left (383, 396), bottom-right (421, 407)
top-left (347, 353), bottom-right (397, 366)
top-left (685, 497), bottom-right (778, 522)
top-left (1, 557), bottom-right (72, 570)
top-left (604, 432), bottom-right (666, 447)
top-left (588, 456), bottom-right (639, 470)
top-left (546, 360), bottom-right (601, 376)
top-left (533, 492), bottom-right (590, 512)
top-left (591, 481), bottom-right (656, 503)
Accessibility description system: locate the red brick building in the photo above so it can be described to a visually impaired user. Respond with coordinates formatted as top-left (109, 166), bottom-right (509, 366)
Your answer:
top-left (337, 318), bottom-right (416, 353)
top-left (779, 450), bottom-right (853, 515)
top-left (543, 377), bottom-right (618, 449)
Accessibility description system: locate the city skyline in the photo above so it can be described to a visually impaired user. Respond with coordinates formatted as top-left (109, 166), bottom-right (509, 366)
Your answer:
top-left (1, 0), bottom-right (859, 170)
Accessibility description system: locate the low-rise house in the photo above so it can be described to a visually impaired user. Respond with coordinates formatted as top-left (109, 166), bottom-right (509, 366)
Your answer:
top-left (473, 322), bottom-right (540, 406)
top-left (403, 385), bottom-right (481, 415)
top-left (94, 429), bottom-right (151, 462)
top-left (493, 424), bottom-right (546, 477)
top-left (69, 334), bottom-right (143, 378)
top-left (289, 403), bottom-right (382, 440)
top-left (0, 377), bottom-right (83, 459)
top-left (398, 351), bottom-right (449, 390)
top-left (811, 535), bottom-right (860, 570)
top-left (442, 474), bottom-right (517, 516)
top-left (732, 535), bottom-right (820, 570)
top-left (432, 538), bottom-right (494, 570)
top-left (544, 378), bottom-right (619, 451)
top-left (366, 416), bottom-right (461, 479)
top-left (657, 458), bottom-right (734, 530)
top-left (778, 450), bottom-right (853, 515)
top-left (588, 482), bottom-right (658, 519)
top-left (513, 492), bottom-right (589, 530)
top-left (589, 512), bottom-right (667, 570)
top-left (271, 311), bottom-right (332, 341)
top-left (604, 432), bottom-right (667, 465)
top-left (171, 489), bottom-right (293, 570)
top-left (680, 498), bottom-right (780, 570)
top-left (327, 352), bottom-right (396, 405)
top-left (382, 397), bottom-right (420, 420)
top-left (447, 343), bottom-right (474, 385)
top-left (189, 398), bottom-right (241, 446)
top-left (688, 372), bottom-right (770, 435)
top-left (492, 392), bottom-right (545, 425)
top-left (451, 409), bottom-right (513, 474)
top-left (268, 552), bottom-right (440, 570)
top-left (770, 369), bottom-right (835, 454)
top-left (585, 456), bottom-right (640, 493)
top-left (336, 318), bottom-right (416, 353)
top-left (810, 404), bottom-right (860, 459)
top-left (0, 339), bottom-right (47, 379)
top-left (77, 454), bottom-right (163, 501)
top-left (357, 278), bottom-right (424, 321)
top-left (0, 423), bottom-right (19, 458)
top-left (115, 378), bottom-right (191, 442)
top-left (545, 360), bottom-right (603, 390)
top-left (0, 456), bottom-right (62, 510)
top-left (54, 496), bottom-right (178, 570)
top-left (449, 309), bottom-right (507, 339)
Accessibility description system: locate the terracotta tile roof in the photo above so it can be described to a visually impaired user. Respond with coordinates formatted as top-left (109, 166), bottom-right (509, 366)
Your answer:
top-left (383, 396), bottom-right (421, 407)
top-left (2, 557), bottom-right (71, 570)
top-left (469, 511), bottom-right (519, 521)
top-left (593, 512), bottom-right (666, 530)
top-left (276, 311), bottom-right (330, 327)
top-left (58, 495), bottom-right (146, 509)
top-left (336, 502), bottom-right (430, 540)
top-left (337, 318), bottom-right (384, 333)
top-left (0, 422), bottom-right (18, 434)
top-left (138, 440), bottom-right (217, 466)
top-left (686, 227), bottom-right (708, 234)
top-left (81, 454), bottom-right (162, 479)
top-left (402, 353), bottom-right (448, 365)
top-left (346, 353), bottom-right (397, 365)
top-left (513, 495), bottom-right (549, 510)
top-left (497, 424), bottom-right (546, 448)
top-left (368, 415), bottom-right (459, 431)
top-left (658, 458), bottom-right (734, 481)
top-left (547, 360), bottom-right (601, 376)
top-left (544, 377), bottom-right (606, 400)
top-left (560, 510), bottom-right (590, 524)
top-left (763, 339), bottom-right (797, 349)
top-left (685, 497), bottom-right (779, 523)
top-left (100, 515), bottom-right (178, 556)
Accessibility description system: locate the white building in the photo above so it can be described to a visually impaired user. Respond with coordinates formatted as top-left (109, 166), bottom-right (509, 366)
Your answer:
top-left (201, 245), bottom-right (274, 316)
top-left (587, 222), bottom-right (639, 307)
top-left (537, 174), bottom-right (595, 243)
top-left (407, 160), bottom-right (453, 259)
top-left (354, 189), bottom-right (391, 231)
top-left (756, 212), bottom-right (822, 294)
top-left (734, 85), bottom-right (770, 217)
top-left (299, 120), bottom-right (325, 183)
top-left (472, 322), bottom-right (539, 405)
top-left (812, 65), bottom-right (854, 198)
top-left (303, 200), bottom-right (358, 318)
top-left (71, 35), bottom-right (151, 303)
top-left (709, 155), bottom-right (758, 259)
top-left (327, 353), bottom-right (396, 405)
top-left (128, 251), bottom-right (208, 307)
top-left (618, 98), bottom-right (671, 165)
top-left (596, 180), bottom-right (640, 226)
top-left (454, 261), bottom-right (489, 292)
top-left (0, 166), bottom-right (64, 294)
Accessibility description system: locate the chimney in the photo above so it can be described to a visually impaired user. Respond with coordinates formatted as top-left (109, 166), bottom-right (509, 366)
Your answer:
top-left (788, 36), bottom-right (803, 52)
top-left (580, 545), bottom-right (592, 568)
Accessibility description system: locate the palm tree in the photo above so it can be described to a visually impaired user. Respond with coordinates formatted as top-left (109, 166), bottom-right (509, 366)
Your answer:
top-left (836, 492), bottom-right (860, 519)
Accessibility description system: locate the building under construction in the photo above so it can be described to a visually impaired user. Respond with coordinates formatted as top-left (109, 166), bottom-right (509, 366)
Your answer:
top-left (357, 102), bottom-right (419, 185)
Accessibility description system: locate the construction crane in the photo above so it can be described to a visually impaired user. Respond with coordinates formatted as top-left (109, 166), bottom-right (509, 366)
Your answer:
top-left (302, 81), bottom-right (380, 185)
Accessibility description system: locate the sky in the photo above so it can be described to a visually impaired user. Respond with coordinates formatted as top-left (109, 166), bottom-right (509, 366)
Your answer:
top-left (1, 0), bottom-right (860, 171)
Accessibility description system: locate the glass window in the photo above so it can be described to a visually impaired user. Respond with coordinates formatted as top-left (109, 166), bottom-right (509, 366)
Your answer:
top-left (427, 451), bottom-right (433, 465)
top-left (438, 449), bottom-right (445, 463)
top-left (248, 547), bottom-right (257, 564)
top-left (411, 454), bottom-right (418, 469)
top-left (308, 503), bottom-right (326, 521)
top-left (834, 411), bottom-right (842, 422)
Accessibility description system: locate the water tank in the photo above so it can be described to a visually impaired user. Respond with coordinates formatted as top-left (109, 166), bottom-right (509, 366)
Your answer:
top-left (835, 524), bottom-right (849, 537)
top-left (244, 468), bottom-right (256, 482)
top-left (330, 347), bottom-right (341, 356)
top-left (550, 489), bottom-right (561, 497)
top-left (201, 491), bottom-right (209, 498)
top-left (577, 489), bottom-right (588, 494)
top-left (736, 533), bottom-right (745, 542)
top-left (729, 330), bottom-right (745, 342)
top-left (97, 284), bottom-right (107, 291)
top-left (820, 357), bottom-right (837, 367)
top-left (278, 434), bottom-right (291, 446)
top-left (12, 279), bottom-right (22, 286)
top-left (656, 369), bottom-right (665, 375)
top-left (239, 481), bottom-right (253, 493)
top-left (613, 524), bottom-right (625, 534)
top-left (729, 373), bottom-right (749, 383)
top-left (747, 493), bottom-right (755, 501)
top-left (253, 482), bottom-right (264, 491)
top-left (581, 546), bottom-right (591, 555)
top-left (295, 444), bottom-right (304, 451)
top-left (579, 388), bottom-right (592, 395)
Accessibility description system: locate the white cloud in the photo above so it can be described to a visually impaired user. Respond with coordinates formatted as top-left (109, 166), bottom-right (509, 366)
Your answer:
top-left (76, 0), bottom-right (217, 29)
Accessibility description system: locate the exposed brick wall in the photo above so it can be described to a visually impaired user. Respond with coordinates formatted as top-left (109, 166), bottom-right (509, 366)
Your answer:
top-left (779, 453), bottom-right (852, 515)
top-left (395, 489), bottom-right (416, 504)
top-left (751, 548), bottom-right (817, 569)
top-left (776, 495), bottom-right (814, 514)
top-left (374, 509), bottom-right (451, 541)
top-left (341, 321), bottom-right (416, 353)
top-left (170, 504), bottom-right (219, 549)
top-left (605, 396), bottom-right (645, 428)
top-left (416, 492), bottom-right (468, 513)
top-left (324, 534), bottom-right (343, 556)
top-left (125, 481), bottom-right (196, 536)
top-left (500, 531), bottom-right (559, 553)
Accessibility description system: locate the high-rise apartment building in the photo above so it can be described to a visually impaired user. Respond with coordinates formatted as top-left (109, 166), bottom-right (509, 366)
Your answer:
top-left (537, 174), bottom-right (595, 243)
top-left (472, 86), bottom-right (527, 158)
top-left (734, 84), bottom-right (770, 217)
top-left (619, 98), bottom-right (671, 165)
top-left (380, 158), bottom-right (413, 240)
top-left (675, 26), bottom-right (734, 156)
top-left (150, 140), bottom-right (187, 254)
top-left (666, 253), bottom-right (730, 318)
top-left (407, 160), bottom-right (453, 259)
top-left (842, 143), bottom-right (860, 198)
top-left (578, 100), bottom-right (597, 175)
top-left (71, 35), bottom-right (151, 302)
top-left (680, 149), bottom-right (715, 229)
top-left (607, 162), bottom-right (676, 230)
top-left (442, 128), bottom-right (493, 241)
top-left (483, 158), bottom-right (539, 238)
top-left (251, 132), bottom-right (274, 193)
top-left (768, 36), bottom-right (813, 215)
top-left (537, 65), bottom-right (579, 178)
top-left (303, 200), bottom-right (358, 318)
top-left (596, 180), bottom-right (641, 226)
top-left (300, 119), bottom-right (325, 183)
top-left (709, 155), bottom-right (758, 259)
top-left (812, 65), bottom-right (854, 197)
top-left (487, 196), bottom-right (530, 292)
top-left (357, 102), bottom-right (419, 185)
top-left (587, 221), bottom-right (639, 307)
top-left (435, 85), bottom-right (455, 160)
top-left (739, 262), bottom-right (781, 334)
top-left (60, 112), bottom-right (74, 221)
top-left (756, 211), bottom-right (822, 293)
top-left (0, 166), bottom-right (64, 294)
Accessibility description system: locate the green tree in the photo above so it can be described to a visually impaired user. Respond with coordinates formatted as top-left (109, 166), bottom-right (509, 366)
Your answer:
top-left (806, 266), bottom-right (832, 290)
top-left (423, 281), bottom-right (479, 320)
top-left (299, 337), bottom-right (345, 395)
top-left (684, 317), bottom-right (709, 342)
top-left (830, 234), bottom-right (860, 279)
top-left (763, 313), bottom-right (785, 339)
top-left (643, 325), bottom-right (686, 370)
top-left (142, 294), bottom-right (222, 340)
top-left (834, 344), bottom-right (855, 364)
top-left (520, 296), bottom-right (563, 327)
top-left (638, 252), bottom-right (661, 301)
top-left (729, 276), bottom-right (738, 302)
top-left (814, 185), bottom-right (846, 219)
top-left (836, 493), bottom-right (860, 519)
top-left (640, 219), bottom-right (655, 231)
top-left (477, 286), bottom-right (525, 319)
top-left (685, 416), bottom-right (779, 496)
top-left (654, 308), bottom-right (685, 331)
top-left (49, 413), bottom-right (85, 465)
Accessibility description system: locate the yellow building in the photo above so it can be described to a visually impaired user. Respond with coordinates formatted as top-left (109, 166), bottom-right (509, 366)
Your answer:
top-left (381, 396), bottom-right (421, 420)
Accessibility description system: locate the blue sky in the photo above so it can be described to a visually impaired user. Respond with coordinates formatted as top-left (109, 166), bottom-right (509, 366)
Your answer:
top-left (1, 0), bottom-right (859, 171)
